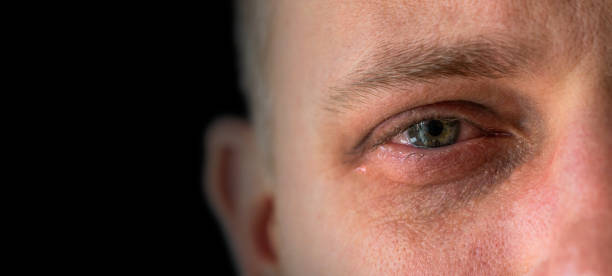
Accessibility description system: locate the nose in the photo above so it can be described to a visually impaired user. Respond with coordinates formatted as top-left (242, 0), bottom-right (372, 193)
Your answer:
top-left (533, 90), bottom-right (612, 275)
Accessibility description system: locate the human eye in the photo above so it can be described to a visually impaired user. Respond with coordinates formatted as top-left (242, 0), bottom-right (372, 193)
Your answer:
top-left (392, 118), bottom-right (487, 149)
top-left (355, 101), bottom-right (523, 187)
top-left (401, 119), bottom-right (461, 148)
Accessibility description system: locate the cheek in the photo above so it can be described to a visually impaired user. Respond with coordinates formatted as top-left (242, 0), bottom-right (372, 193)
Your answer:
top-left (342, 195), bottom-right (520, 274)
top-left (340, 158), bottom-right (558, 275)
top-left (273, 131), bottom-right (553, 275)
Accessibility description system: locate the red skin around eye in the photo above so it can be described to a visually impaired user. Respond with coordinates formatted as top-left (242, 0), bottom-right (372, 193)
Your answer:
top-left (358, 133), bottom-right (515, 187)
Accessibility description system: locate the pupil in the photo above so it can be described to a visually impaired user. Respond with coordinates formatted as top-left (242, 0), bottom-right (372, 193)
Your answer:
top-left (425, 120), bottom-right (444, 136)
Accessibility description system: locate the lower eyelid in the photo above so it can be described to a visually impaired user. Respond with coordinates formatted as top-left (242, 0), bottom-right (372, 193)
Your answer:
top-left (365, 134), bottom-right (516, 186)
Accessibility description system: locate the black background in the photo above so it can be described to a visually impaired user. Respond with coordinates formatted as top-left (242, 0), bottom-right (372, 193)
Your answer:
top-left (18, 1), bottom-right (244, 274)
top-left (139, 1), bottom-right (244, 274)
top-left (182, 2), bottom-right (243, 274)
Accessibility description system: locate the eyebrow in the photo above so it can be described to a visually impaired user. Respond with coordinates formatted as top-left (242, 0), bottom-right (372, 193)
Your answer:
top-left (327, 37), bottom-right (535, 112)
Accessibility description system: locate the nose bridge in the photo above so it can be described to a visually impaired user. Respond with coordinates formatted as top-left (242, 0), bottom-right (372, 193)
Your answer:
top-left (539, 84), bottom-right (612, 274)
top-left (557, 111), bottom-right (611, 205)
top-left (555, 87), bottom-right (612, 207)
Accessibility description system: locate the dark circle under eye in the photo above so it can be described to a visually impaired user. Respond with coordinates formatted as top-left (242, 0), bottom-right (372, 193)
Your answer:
top-left (405, 119), bottom-right (460, 148)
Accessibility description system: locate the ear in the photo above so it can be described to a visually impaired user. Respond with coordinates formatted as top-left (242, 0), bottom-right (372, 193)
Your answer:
top-left (205, 117), bottom-right (277, 276)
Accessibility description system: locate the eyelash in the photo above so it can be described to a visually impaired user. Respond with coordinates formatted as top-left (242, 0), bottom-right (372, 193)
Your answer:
top-left (371, 116), bottom-right (463, 149)
top-left (361, 101), bottom-right (507, 152)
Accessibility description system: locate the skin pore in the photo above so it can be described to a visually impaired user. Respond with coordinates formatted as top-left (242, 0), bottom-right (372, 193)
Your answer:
top-left (208, 0), bottom-right (612, 275)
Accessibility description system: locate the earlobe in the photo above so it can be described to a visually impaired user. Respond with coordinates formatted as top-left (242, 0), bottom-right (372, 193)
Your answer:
top-left (205, 117), bottom-right (278, 275)
top-left (252, 197), bottom-right (277, 263)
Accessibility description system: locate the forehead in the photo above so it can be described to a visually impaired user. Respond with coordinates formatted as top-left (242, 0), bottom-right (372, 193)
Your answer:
top-left (266, 0), bottom-right (595, 36)
top-left (277, 0), bottom-right (535, 37)
top-left (265, 0), bottom-right (594, 93)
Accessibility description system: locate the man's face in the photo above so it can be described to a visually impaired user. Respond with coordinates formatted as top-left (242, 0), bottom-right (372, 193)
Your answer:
top-left (259, 0), bottom-right (612, 274)
top-left (210, 0), bottom-right (611, 275)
